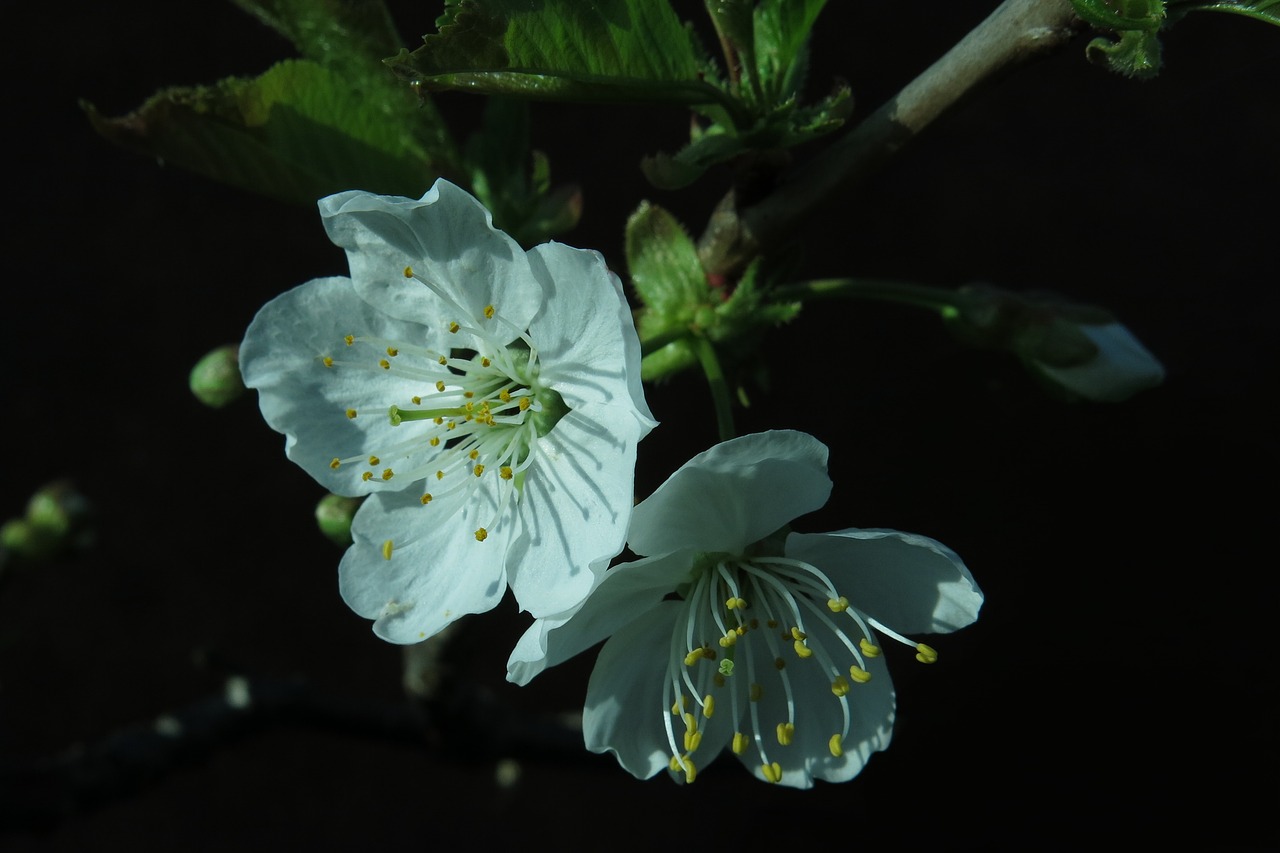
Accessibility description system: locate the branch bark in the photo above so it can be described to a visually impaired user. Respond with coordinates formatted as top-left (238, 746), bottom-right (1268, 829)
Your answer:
top-left (696, 0), bottom-right (1085, 277)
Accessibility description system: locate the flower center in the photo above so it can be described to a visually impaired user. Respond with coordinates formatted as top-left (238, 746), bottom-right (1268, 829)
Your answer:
top-left (322, 265), bottom-right (569, 545)
top-left (661, 547), bottom-right (939, 784)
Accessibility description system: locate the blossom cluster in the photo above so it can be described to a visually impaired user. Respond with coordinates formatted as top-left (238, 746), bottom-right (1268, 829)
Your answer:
top-left (241, 180), bottom-right (982, 787)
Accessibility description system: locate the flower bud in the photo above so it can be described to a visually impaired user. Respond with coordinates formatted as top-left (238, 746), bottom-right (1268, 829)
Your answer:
top-left (189, 344), bottom-right (244, 408)
top-left (315, 493), bottom-right (362, 545)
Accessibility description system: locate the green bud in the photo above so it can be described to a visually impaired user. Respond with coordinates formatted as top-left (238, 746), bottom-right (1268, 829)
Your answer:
top-left (189, 344), bottom-right (245, 408)
top-left (315, 493), bottom-right (362, 546)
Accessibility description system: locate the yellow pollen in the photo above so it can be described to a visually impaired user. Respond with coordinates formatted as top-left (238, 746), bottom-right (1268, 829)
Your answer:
top-left (774, 657), bottom-right (786, 670)
top-left (436, 470), bottom-right (444, 480)
top-left (849, 665), bottom-right (872, 683)
top-left (475, 528), bottom-right (488, 542)
top-left (381, 540), bottom-right (393, 560)
top-left (749, 683), bottom-right (763, 702)
top-left (429, 437), bottom-right (440, 447)
top-left (671, 695), bottom-right (690, 714)
top-left (464, 391), bottom-right (474, 399)
top-left (403, 266), bottom-right (414, 278)
top-left (762, 762), bottom-right (783, 784)
top-left (483, 304), bottom-right (495, 319)
top-left (412, 396), bottom-right (422, 404)
top-left (682, 712), bottom-right (696, 732)
top-left (732, 733), bottom-right (749, 755)
top-left (702, 695), bottom-right (715, 718)
top-left (916, 643), bottom-right (939, 664)
top-left (793, 639), bottom-right (813, 659)
top-left (684, 730), bottom-right (702, 753)
top-left (683, 648), bottom-right (705, 667)
top-left (322, 356), bottom-right (333, 368)
top-left (827, 596), bottom-right (850, 612)
top-left (420, 493), bottom-right (432, 505)
top-left (448, 321), bottom-right (460, 334)
top-left (434, 416), bottom-right (444, 425)
top-left (379, 359), bottom-right (390, 370)
top-left (469, 449), bottom-right (479, 460)
top-left (361, 472), bottom-right (373, 482)
top-left (831, 676), bottom-right (851, 697)
top-left (381, 469), bottom-right (394, 480)
top-left (859, 638), bottom-right (882, 657)
top-left (368, 456), bottom-right (380, 465)
top-left (386, 346), bottom-right (398, 357)
top-left (329, 458), bottom-right (340, 469)
top-left (518, 397), bottom-right (531, 411)
top-left (829, 734), bottom-right (844, 757)
top-left (436, 380), bottom-right (446, 392)
top-left (776, 722), bottom-right (795, 746)
top-left (446, 421), bottom-right (456, 431)
top-left (344, 335), bottom-right (354, 346)
top-left (481, 357), bottom-right (490, 367)
top-left (672, 754), bottom-right (696, 784)
top-left (473, 464), bottom-right (484, 477)
top-left (791, 627), bottom-right (807, 641)
top-left (718, 632), bottom-right (737, 648)
top-left (500, 466), bottom-right (513, 480)
top-left (346, 408), bottom-right (357, 419)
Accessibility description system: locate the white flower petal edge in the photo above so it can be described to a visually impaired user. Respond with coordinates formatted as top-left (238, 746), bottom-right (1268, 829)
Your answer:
top-left (1036, 321), bottom-right (1165, 402)
top-left (240, 179), bottom-right (656, 643)
top-left (507, 430), bottom-right (982, 788)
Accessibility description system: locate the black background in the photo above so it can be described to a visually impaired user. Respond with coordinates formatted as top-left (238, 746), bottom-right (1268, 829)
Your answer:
top-left (3, 2), bottom-right (1277, 850)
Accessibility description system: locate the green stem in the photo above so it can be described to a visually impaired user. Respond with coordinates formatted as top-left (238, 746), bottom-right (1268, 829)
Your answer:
top-left (639, 326), bottom-right (691, 359)
top-left (774, 278), bottom-right (961, 314)
top-left (691, 335), bottom-right (735, 443)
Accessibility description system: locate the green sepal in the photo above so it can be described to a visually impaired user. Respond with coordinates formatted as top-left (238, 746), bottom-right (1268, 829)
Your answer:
top-left (83, 58), bottom-right (450, 206)
top-left (1085, 28), bottom-right (1165, 78)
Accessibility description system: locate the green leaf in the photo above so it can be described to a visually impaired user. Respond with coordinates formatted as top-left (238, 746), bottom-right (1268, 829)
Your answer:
top-left (1167, 0), bottom-right (1280, 25)
top-left (626, 201), bottom-right (712, 320)
top-left (230, 0), bottom-right (402, 74)
top-left (389, 0), bottom-right (738, 115)
top-left (83, 59), bottom-right (447, 206)
top-left (753, 0), bottom-right (827, 105)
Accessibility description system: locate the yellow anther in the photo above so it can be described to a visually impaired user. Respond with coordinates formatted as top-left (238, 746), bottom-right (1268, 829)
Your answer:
top-left (436, 470), bottom-right (444, 480)
top-left (361, 472), bottom-right (373, 482)
top-left (702, 695), bottom-right (715, 718)
top-left (381, 469), bottom-right (394, 480)
top-left (500, 466), bottom-right (513, 480)
top-left (412, 396), bottom-right (422, 405)
top-left (381, 540), bottom-right (394, 560)
top-left (368, 456), bottom-right (380, 465)
top-left (346, 408), bottom-right (357, 419)
top-left (448, 321), bottom-right (460, 334)
top-left (329, 458), bottom-right (341, 469)
top-left (793, 639), bottom-right (813, 659)
top-left (379, 359), bottom-right (390, 370)
top-left (499, 389), bottom-right (511, 403)
top-left (725, 597), bottom-right (739, 610)
top-left (446, 421), bottom-right (456, 431)
top-left (791, 626), bottom-right (807, 641)
top-left (474, 528), bottom-right (488, 542)
top-left (344, 335), bottom-right (355, 346)
top-left (386, 346), bottom-right (398, 357)
top-left (420, 493), bottom-right (432, 505)
top-left (683, 712), bottom-right (696, 732)
top-left (859, 638), bottom-right (882, 657)
top-left (827, 596), bottom-right (850, 612)
top-left (464, 391), bottom-right (474, 399)
top-left (774, 657), bottom-right (786, 671)
top-left (732, 733), bottom-right (749, 755)
top-left (468, 449), bottom-right (479, 460)
top-left (684, 729), bottom-right (702, 753)
top-left (749, 683), bottom-right (763, 702)
top-left (429, 437), bottom-right (440, 447)
top-left (683, 648), bottom-right (704, 667)
top-left (849, 665), bottom-right (872, 684)
top-left (403, 266), bottom-right (414, 278)
top-left (776, 722), bottom-right (795, 746)
top-left (518, 397), bottom-right (531, 411)
top-left (675, 754), bottom-right (697, 784)
top-left (434, 416), bottom-right (443, 425)
top-left (480, 357), bottom-right (490, 367)
top-left (322, 356), bottom-right (334, 368)
top-left (668, 754), bottom-right (681, 773)
top-left (718, 632), bottom-right (737, 648)
top-left (831, 676), bottom-right (851, 696)
top-left (473, 464), bottom-right (484, 477)
top-left (761, 762), bottom-right (783, 784)
top-left (829, 734), bottom-right (844, 757)
top-left (483, 304), bottom-right (495, 319)
top-left (435, 380), bottom-right (446, 392)
top-left (915, 643), bottom-right (938, 664)
top-left (670, 695), bottom-right (690, 715)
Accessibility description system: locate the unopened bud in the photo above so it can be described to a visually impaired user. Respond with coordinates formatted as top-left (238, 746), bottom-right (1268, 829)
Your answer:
top-left (189, 344), bottom-right (244, 408)
top-left (315, 493), bottom-right (362, 545)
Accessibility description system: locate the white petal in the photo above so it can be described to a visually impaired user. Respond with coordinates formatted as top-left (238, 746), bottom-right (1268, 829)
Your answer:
top-left (506, 550), bottom-right (697, 686)
top-left (738, 625), bottom-right (896, 788)
top-left (338, 489), bottom-right (509, 643)
top-left (239, 276), bottom-right (436, 494)
top-left (1036, 322), bottom-right (1165, 402)
top-left (526, 242), bottom-right (656, 429)
top-left (786, 529), bottom-right (983, 635)
top-left (628, 430), bottom-right (831, 556)
top-left (505, 405), bottom-right (648, 617)
top-left (318, 180), bottom-right (541, 349)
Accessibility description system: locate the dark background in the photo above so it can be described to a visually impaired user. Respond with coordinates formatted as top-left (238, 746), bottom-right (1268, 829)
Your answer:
top-left (3, 2), bottom-right (1277, 850)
